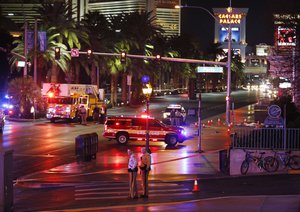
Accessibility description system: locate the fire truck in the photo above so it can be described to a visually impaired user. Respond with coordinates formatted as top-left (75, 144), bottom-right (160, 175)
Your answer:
top-left (42, 83), bottom-right (105, 123)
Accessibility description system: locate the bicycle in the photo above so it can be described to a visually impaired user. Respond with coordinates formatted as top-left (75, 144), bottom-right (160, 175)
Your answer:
top-left (240, 150), bottom-right (278, 175)
top-left (271, 150), bottom-right (300, 171)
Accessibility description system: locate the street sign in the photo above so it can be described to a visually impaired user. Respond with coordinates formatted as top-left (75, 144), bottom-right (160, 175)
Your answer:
top-left (196, 66), bottom-right (223, 73)
top-left (268, 105), bottom-right (281, 118)
top-left (264, 116), bottom-right (284, 126)
top-left (71, 48), bottom-right (79, 57)
top-left (16, 61), bottom-right (25, 67)
top-left (264, 104), bottom-right (283, 127)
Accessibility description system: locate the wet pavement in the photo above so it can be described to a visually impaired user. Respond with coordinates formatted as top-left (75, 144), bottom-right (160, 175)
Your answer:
top-left (12, 104), bottom-right (300, 211)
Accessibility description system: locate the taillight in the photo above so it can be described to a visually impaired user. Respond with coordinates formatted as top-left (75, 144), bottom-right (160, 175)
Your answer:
top-left (104, 125), bottom-right (107, 131)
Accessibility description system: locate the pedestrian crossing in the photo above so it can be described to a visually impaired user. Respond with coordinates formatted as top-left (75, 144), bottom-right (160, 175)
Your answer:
top-left (74, 181), bottom-right (193, 201)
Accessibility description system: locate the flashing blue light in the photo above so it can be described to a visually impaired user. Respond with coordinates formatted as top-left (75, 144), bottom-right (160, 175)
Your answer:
top-left (2, 104), bottom-right (13, 109)
top-left (141, 75), bottom-right (150, 83)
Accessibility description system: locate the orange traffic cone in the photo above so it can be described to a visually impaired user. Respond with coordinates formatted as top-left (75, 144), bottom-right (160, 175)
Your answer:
top-left (192, 178), bottom-right (199, 192)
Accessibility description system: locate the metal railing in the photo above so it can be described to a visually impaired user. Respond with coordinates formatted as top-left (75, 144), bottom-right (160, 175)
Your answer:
top-left (231, 127), bottom-right (300, 151)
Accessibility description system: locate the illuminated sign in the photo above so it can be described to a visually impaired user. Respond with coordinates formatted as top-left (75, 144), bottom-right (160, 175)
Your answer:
top-left (196, 67), bottom-right (223, 73)
top-left (218, 13), bottom-right (242, 24)
top-left (277, 26), bottom-right (296, 47)
top-left (220, 27), bottom-right (240, 42)
top-left (16, 61), bottom-right (25, 67)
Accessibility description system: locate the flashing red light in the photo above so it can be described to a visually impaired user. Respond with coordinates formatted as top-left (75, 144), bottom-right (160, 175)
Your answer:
top-left (156, 54), bottom-right (161, 60)
top-left (120, 51), bottom-right (126, 63)
top-left (48, 92), bottom-right (54, 98)
top-left (8, 110), bottom-right (13, 115)
top-left (141, 114), bottom-right (148, 118)
top-left (115, 122), bottom-right (120, 126)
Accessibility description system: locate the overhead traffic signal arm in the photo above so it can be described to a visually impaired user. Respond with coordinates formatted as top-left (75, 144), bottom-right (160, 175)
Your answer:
top-left (65, 50), bottom-right (227, 66)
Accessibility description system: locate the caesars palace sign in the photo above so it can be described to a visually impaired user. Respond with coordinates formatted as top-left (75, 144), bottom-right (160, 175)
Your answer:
top-left (218, 13), bottom-right (243, 24)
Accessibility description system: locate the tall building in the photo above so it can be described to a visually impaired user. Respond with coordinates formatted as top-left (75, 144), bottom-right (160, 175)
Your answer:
top-left (86, 0), bottom-right (181, 37)
top-left (0, 0), bottom-right (181, 37)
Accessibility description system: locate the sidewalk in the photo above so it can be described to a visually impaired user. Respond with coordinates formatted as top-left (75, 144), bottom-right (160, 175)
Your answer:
top-left (13, 104), bottom-right (300, 211)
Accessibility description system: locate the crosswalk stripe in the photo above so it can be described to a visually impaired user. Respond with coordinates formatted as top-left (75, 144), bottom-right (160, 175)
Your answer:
top-left (75, 188), bottom-right (190, 196)
top-left (75, 183), bottom-right (182, 192)
top-left (75, 192), bottom-right (193, 201)
top-left (74, 181), bottom-right (191, 201)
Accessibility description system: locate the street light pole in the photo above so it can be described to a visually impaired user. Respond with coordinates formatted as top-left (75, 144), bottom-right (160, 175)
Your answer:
top-left (176, 3), bottom-right (233, 146)
top-left (146, 99), bottom-right (150, 152)
top-left (226, 25), bottom-right (232, 126)
top-left (142, 83), bottom-right (152, 154)
top-left (225, 1), bottom-right (233, 126)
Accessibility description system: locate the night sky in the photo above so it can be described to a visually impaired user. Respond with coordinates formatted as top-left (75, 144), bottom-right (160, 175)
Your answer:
top-left (181, 0), bottom-right (300, 50)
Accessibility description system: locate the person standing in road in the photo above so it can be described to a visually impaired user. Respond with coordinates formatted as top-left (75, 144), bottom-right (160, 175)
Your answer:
top-left (127, 149), bottom-right (138, 199)
top-left (170, 109), bottom-right (176, 126)
top-left (175, 110), bottom-right (181, 126)
top-left (79, 105), bottom-right (87, 125)
top-left (139, 147), bottom-right (151, 198)
top-left (92, 105), bottom-right (100, 123)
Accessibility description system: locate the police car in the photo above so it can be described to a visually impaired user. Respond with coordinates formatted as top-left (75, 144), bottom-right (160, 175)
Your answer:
top-left (162, 104), bottom-right (186, 124)
top-left (103, 116), bottom-right (186, 146)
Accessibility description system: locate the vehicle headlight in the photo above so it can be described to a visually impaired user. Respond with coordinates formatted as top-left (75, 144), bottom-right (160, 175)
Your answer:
top-left (65, 107), bottom-right (71, 113)
top-left (181, 129), bottom-right (187, 136)
top-left (48, 108), bottom-right (56, 113)
top-left (163, 113), bottom-right (167, 119)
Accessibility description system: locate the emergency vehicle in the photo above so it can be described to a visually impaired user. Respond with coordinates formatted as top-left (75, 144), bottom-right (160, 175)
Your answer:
top-left (42, 83), bottom-right (105, 123)
top-left (163, 104), bottom-right (186, 124)
top-left (103, 116), bottom-right (186, 146)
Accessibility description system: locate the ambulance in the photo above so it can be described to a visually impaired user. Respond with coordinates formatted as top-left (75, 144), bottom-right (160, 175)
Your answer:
top-left (103, 116), bottom-right (187, 147)
top-left (42, 83), bottom-right (105, 123)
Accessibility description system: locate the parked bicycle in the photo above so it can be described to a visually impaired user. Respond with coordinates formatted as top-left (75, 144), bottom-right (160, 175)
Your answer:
top-left (271, 150), bottom-right (300, 171)
top-left (240, 150), bottom-right (278, 175)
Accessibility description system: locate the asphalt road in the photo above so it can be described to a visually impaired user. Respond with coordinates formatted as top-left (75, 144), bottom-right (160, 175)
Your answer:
top-left (0, 90), bottom-right (257, 179)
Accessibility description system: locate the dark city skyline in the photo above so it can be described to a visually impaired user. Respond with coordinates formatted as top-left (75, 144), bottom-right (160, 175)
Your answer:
top-left (181, 0), bottom-right (300, 50)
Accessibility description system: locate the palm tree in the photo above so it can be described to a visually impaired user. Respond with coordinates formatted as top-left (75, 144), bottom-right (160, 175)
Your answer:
top-left (0, 9), bottom-right (14, 94)
top-left (35, 1), bottom-right (88, 82)
top-left (117, 11), bottom-right (163, 104)
top-left (80, 11), bottom-right (111, 85)
top-left (10, 28), bottom-right (71, 83)
top-left (7, 77), bottom-right (44, 118)
top-left (166, 34), bottom-right (202, 91)
top-left (221, 50), bottom-right (245, 90)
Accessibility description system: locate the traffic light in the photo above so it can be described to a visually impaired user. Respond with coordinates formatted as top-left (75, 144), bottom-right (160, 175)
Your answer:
top-left (87, 49), bottom-right (92, 59)
top-left (120, 51), bottom-right (126, 64)
top-left (55, 47), bottom-right (60, 60)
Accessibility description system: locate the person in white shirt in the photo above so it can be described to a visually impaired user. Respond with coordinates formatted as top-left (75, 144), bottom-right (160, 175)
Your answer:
top-left (127, 149), bottom-right (138, 199)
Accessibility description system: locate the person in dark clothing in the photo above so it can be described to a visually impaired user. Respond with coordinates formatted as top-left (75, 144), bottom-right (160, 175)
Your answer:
top-left (93, 106), bottom-right (100, 123)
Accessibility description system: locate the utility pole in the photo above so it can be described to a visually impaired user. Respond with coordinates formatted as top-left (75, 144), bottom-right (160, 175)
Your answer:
top-left (24, 21), bottom-right (28, 77)
top-left (34, 19), bottom-right (38, 83)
